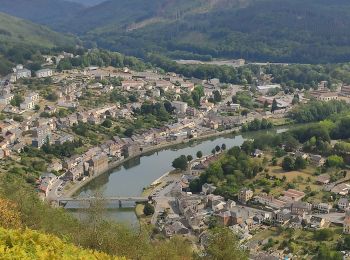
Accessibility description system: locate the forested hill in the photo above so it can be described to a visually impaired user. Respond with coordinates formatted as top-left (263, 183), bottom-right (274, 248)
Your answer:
top-left (0, 12), bottom-right (77, 75)
top-left (1, 0), bottom-right (350, 63)
top-left (65, 0), bottom-right (350, 63)
top-left (0, 0), bottom-right (84, 29)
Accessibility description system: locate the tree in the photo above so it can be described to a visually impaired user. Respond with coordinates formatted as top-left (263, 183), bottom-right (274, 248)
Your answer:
top-left (316, 245), bottom-right (342, 260)
top-left (143, 203), bottom-right (155, 216)
top-left (196, 151), bottom-right (203, 159)
top-left (241, 109), bottom-right (249, 117)
top-left (241, 140), bottom-right (254, 154)
top-left (314, 229), bottom-right (334, 241)
top-left (282, 156), bottom-right (295, 171)
top-left (215, 145), bottom-right (221, 152)
top-left (213, 90), bottom-right (222, 103)
top-left (271, 157), bottom-right (278, 166)
top-left (271, 98), bottom-right (278, 113)
top-left (124, 128), bottom-right (134, 137)
top-left (172, 155), bottom-right (188, 171)
top-left (294, 156), bottom-right (307, 170)
top-left (221, 144), bottom-right (226, 151)
top-left (187, 155), bottom-right (193, 162)
top-left (202, 227), bottom-right (248, 260)
top-left (327, 155), bottom-right (344, 168)
top-left (34, 104), bottom-right (40, 111)
top-left (102, 119), bottom-right (112, 128)
top-left (10, 94), bottom-right (24, 107)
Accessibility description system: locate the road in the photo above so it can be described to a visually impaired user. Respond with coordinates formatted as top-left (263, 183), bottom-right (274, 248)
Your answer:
top-left (314, 212), bottom-right (345, 224)
top-left (46, 178), bottom-right (64, 202)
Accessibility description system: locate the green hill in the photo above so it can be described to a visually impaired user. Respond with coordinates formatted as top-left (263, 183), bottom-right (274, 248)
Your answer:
top-left (64, 0), bottom-right (350, 63)
top-left (1, 0), bottom-right (350, 63)
top-left (0, 227), bottom-right (123, 259)
top-left (0, 0), bottom-right (83, 29)
top-left (0, 12), bottom-right (77, 75)
top-left (0, 12), bottom-right (76, 48)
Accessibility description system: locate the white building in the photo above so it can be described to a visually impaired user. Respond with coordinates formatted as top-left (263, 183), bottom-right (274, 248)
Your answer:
top-left (0, 94), bottom-right (14, 105)
top-left (20, 99), bottom-right (35, 110)
top-left (171, 101), bottom-right (188, 114)
top-left (257, 84), bottom-right (281, 94)
top-left (35, 69), bottom-right (53, 78)
top-left (13, 64), bottom-right (31, 79)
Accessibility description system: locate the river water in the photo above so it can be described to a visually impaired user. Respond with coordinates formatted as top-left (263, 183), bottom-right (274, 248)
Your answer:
top-left (70, 128), bottom-right (289, 226)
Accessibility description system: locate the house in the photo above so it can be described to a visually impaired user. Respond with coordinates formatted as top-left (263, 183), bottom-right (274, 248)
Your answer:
top-left (253, 149), bottom-right (264, 157)
top-left (315, 203), bottom-right (332, 213)
top-left (13, 65), bottom-right (31, 79)
top-left (309, 216), bottom-right (327, 229)
top-left (316, 174), bottom-right (331, 185)
top-left (207, 194), bottom-right (225, 208)
top-left (122, 143), bottom-right (140, 158)
top-left (38, 173), bottom-right (57, 196)
top-left (44, 105), bottom-right (57, 115)
top-left (171, 101), bottom-right (188, 114)
top-left (273, 209), bottom-right (291, 225)
top-left (65, 163), bottom-right (84, 181)
top-left (290, 201), bottom-right (312, 216)
top-left (77, 112), bottom-right (89, 123)
top-left (311, 91), bottom-right (338, 101)
top-left (20, 98), bottom-right (35, 110)
top-left (211, 200), bottom-right (226, 212)
top-left (254, 193), bottom-right (286, 209)
top-left (26, 92), bottom-right (40, 102)
top-left (279, 189), bottom-right (305, 202)
top-left (309, 154), bottom-right (325, 166)
top-left (186, 107), bottom-right (196, 117)
top-left (88, 153), bottom-right (108, 176)
top-left (226, 200), bottom-right (236, 211)
top-left (163, 221), bottom-right (189, 237)
top-left (121, 80), bottom-right (144, 90)
top-left (256, 84), bottom-right (281, 94)
top-left (35, 69), bottom-right (53, 78)
top-left (331, 183), bottom-right (350, 195)
top-left (32, 126), bottom-right (52, 148)
top-left (238, 188), bottom-right (253, 204)
top-left (0, 94), bottom-right (14, 105)
top-left (216, 211), bottom-right (231, 226)
top-left (202, 183), bottom-right (217, 195)
top-left (295, 151), bottom-right (309, 160)
top-left (338, 198), bottom-right (350, 211)
top-left (340, 85), bottom-right (350, 97)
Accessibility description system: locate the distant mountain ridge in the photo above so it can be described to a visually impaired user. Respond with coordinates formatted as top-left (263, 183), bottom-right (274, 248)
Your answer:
top-left (1, 0), bottom-right (350, 63)
top-left (0, 0), bottom-right (84, 29)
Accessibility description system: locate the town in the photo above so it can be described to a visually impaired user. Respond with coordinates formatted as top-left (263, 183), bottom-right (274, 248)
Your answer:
top-left (2, 49), bottom-right (350, 259)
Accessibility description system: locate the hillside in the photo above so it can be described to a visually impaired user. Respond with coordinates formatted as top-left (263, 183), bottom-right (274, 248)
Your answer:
top-left (0, 12), bottom-right (76, 48)
top-left (1, 0), bottom-right (350, 63)
top-left (0, 227), bottom-right (123, 259)
top-left (0, 12), bottom-right (77, 75)
top-left (64, 0), bottom-right (350, 63)
top-left (0, 0), bottom-right (84, 29)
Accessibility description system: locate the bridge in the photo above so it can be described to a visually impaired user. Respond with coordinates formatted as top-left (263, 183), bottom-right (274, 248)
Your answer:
top-left (57, 196), bottom-right (149, 208)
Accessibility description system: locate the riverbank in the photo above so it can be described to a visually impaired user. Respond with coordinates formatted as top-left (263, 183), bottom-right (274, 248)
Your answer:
top-left (61, 127), bottom-right (239, 198)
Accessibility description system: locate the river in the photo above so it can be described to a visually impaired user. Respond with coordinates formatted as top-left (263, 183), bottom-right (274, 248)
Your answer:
top-left (69, 128), bottom-right (289, 226)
